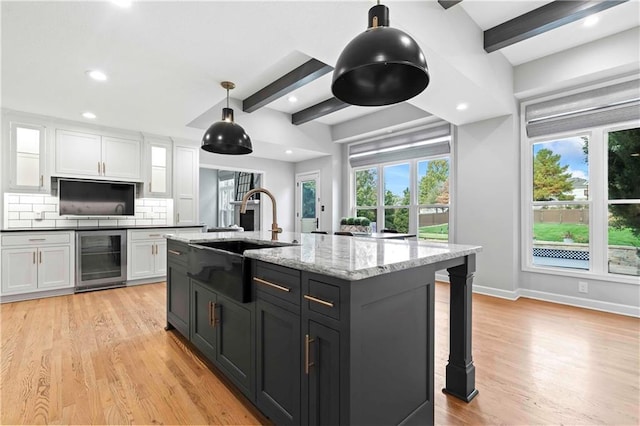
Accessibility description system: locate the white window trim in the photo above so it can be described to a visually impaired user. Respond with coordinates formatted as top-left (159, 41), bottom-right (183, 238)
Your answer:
top-left (520, 98), bottom-right (639, 285)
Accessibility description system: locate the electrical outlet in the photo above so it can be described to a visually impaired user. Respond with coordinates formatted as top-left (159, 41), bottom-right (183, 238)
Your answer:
top-left (578, 281), bottom-right (588, 294)
top-left (34, 210), bottom-right (43, 220)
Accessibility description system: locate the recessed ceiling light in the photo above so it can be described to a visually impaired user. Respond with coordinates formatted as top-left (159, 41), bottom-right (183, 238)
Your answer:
top-left (86, 70), bottom-right (107, 81)
top-left (456, 103), bottom-right (468, 111)
top-left (288, 96), bottom-right (298, 103)
top-left (285, 150), bottom-right (293, 155)
top-left (583, 15), bottom-right (599, 27)
top-left (82, 112), bottom-right (97, 119)
top-left (111, 0), bottom-right (132, 8)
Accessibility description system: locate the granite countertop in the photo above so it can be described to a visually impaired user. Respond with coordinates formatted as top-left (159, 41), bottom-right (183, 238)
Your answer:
top-left (1, 224), bottom-right (205, 232)
top-left (166, 231), bottom-right (482, 281)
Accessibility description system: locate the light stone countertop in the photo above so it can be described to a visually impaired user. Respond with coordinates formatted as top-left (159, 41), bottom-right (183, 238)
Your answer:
top-left (166, 231), bottom-right (482, 281)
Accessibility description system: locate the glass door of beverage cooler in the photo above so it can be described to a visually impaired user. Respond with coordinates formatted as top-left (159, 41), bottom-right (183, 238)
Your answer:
top-left (75, 230), bottom-right (127, 291)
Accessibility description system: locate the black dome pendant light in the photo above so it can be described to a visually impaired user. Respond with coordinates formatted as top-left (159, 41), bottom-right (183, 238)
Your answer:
top-left (332, 1), bottom-right (429, 107)
top-left (201, 81), bottom-right (253, 155)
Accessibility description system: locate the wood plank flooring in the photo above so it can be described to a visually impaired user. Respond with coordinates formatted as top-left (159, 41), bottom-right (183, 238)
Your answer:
top-left (1, 282), bottom-right (638, 425)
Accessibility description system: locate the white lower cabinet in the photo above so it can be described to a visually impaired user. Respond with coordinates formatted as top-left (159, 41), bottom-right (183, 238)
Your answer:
top-left (127, 229), bottom-right (174, 281)
top-left (0, 232), bottom-right (74, 296)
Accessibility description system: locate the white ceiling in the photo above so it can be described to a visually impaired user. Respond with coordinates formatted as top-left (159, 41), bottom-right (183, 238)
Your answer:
top-left (2, 0), bottom-right (638, 163)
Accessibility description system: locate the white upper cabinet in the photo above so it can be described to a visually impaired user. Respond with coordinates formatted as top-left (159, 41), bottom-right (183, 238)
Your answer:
top-left (55, 129), bottom-right (141, 181)
top-left (145, 138), bottom-right (172, 198)
top-left (173, 144), bottom-right (199, 225)
top-left (8, 121), bottom-right (48, 192)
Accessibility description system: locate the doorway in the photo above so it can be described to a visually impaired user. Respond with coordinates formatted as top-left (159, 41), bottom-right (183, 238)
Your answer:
top-left (295, 171), bottom-right (320, 233)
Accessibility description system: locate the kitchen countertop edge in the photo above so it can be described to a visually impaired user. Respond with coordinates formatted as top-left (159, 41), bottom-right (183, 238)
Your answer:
top-left (168, 231), bottom-right (482, 281)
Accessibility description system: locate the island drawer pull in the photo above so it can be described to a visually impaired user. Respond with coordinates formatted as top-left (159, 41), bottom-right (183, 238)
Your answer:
top-left (254, 277), bottom-right (290, 293)
top-left (148, 234), bottom-right (161, 237)
top-left (28, 238), bottom-right (46, 242)
top-left (168, 249), bottom-right (182, 256)
top-left (303, 294), bottom-right (334, 308)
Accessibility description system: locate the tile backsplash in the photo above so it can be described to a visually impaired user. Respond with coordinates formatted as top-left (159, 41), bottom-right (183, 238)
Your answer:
top-left (4, 193), bottom-right (173, 229)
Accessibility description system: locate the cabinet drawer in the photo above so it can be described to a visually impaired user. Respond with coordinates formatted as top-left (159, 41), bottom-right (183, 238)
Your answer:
top-left (130, 229), bottom-right (176, 241)
top-left (2, 232), bottom-right (71, 247)
top-left (167, 240), bottom-right (189, 267)
top-left (304, 279), bottom-right (341, 320)
top-left (253, 261), bottom-right (300, 306)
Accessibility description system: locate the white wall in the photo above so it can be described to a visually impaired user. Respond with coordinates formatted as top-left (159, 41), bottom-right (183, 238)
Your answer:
top-left (455, 115), bottom-right (521, 294)
top-left (199, 151), bottom-right (295, 233)
top-left (199, 168), bottom-right (218, 228)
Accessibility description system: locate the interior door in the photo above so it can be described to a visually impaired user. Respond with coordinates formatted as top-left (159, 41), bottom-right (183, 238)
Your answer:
top-left (296, 172), bottom-right (320, 233)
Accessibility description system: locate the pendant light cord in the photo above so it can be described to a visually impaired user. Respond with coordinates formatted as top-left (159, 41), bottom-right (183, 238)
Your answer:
top-left (226, 87), bottom-right (229, 109)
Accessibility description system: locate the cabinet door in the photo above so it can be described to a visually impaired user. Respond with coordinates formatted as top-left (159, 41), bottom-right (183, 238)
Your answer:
top-left (190, 281), bottom-right (218, 361)
top-left (147, 140), bottom-right (172, 197)
top-left (154, 240), bottom-right (167, 276)
top-left (173, 145), bottom-right (198, 225)
top-left (130, 241), bottom-right (156, 279)
top-left (304, 320), bottom-right (341, 426)
top-left (166, 262), bottom-right (190, 338)
top-left (102, 136), bottom-right (141, 180)
top-left (1, 248), bottom-right (39, 294)
top-left (256, 298), bottom-right (301, 426)
top-left (216, 294), bottom-right (254, 397)
top-left (9, 122), bottom-right (47, 192)
top-left (37, 246), bottom-right (72, 289)
top-left (56, 129), bottom-right (102, 177)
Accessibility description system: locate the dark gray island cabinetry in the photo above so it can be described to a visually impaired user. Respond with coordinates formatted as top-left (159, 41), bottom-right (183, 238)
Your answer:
top-left (164, 231), bottom-right (482, 426)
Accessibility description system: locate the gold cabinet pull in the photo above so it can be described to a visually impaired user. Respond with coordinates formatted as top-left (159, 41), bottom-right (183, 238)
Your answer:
top-left (168, 249), bottom-right (182, 256)
top-left (253, 277), bottom-right (290, 292)
top-left (213, 303), bottom-right (220, 326)
top-left (40, 175), bottom-right (44, 187)
top-left (33, 251), bottom-right (36, 264)
top-left (28, 238), bottom-right (46, 242)
top-left (102, 162), bottom-right (106, 175)
top-left (149, 234), bottom-right (161, 237)
top-left (208, 302), bottom-right (219, 327)
top-left (39, 251), bottom-right (42, 264)
top-left (304, 294), bottom-right (334, 308)
top-left (149, 182), bottom-right (152, 192)
top-left (98, 161), bottom-right (101, 175)
top-left (305, 334), bottom-right (315, 375)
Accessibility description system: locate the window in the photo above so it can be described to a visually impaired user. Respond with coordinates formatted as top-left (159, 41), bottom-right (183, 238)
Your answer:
top-left (531, 136), bottom-right (590, 271)
top-left (606, 127), bottom-right (640, 276)
top-left (350, 122), bottom-right (452, 239)
top-left (417, 158), bottom-right (450, 241)
top-left (523, 79), bottom-right (639, 279)
top-left (218, 178), bottom-right (235, 227)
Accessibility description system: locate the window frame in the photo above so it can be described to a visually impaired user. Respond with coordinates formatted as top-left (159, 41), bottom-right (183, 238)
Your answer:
top-left (521, 97), bottom-right (639, 284)
top-left (351, 152), bottom-right (453, 240)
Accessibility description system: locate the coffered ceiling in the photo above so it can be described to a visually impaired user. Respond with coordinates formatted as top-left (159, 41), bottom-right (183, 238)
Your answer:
top-left (2, 1), bottom-right (638, 162)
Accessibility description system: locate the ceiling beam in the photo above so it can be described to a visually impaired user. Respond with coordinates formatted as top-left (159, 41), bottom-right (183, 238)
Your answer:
top-left (291, 97), bottom-right (349, 125)
top-left (484, 0), bottom-right (628, 53)
top-left (242, 58), bottom-right (333, 113)
top-left (438, 1), bottom-right (463, 9)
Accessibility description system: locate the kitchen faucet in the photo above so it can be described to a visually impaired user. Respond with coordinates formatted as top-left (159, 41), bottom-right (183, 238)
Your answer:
top-left (240, 188), bottom-right (282, 241)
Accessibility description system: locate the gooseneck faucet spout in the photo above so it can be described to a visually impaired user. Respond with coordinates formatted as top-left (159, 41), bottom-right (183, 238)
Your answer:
top-left (240, 188), bottom-right (282, 241)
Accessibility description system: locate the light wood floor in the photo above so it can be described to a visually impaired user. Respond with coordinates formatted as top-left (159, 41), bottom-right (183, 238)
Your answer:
top-left (1, 282), bottom-right (638, 425)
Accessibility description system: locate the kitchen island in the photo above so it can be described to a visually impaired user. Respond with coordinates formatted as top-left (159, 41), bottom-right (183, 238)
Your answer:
top-left (165, 231), bottom-right (481, 426)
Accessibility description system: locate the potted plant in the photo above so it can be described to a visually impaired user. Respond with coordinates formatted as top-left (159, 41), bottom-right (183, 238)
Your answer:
top-left (340, 217), bottom-right (348, 226)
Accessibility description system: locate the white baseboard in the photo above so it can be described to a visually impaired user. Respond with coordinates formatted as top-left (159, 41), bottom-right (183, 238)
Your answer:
top-left (438, 275), bottom-right (639, 317)
top-left (0, 288), bottom-right (74, 304)
top-left (472, 284), bottom-right (521, 301)
top-left (519, 288), bottom-right (640, 318)
top-left (126, 277), bottom-right (166, 286)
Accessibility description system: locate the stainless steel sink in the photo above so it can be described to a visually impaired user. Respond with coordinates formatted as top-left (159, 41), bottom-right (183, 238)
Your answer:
top-left (188, 240), bottom-right (292, 302)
